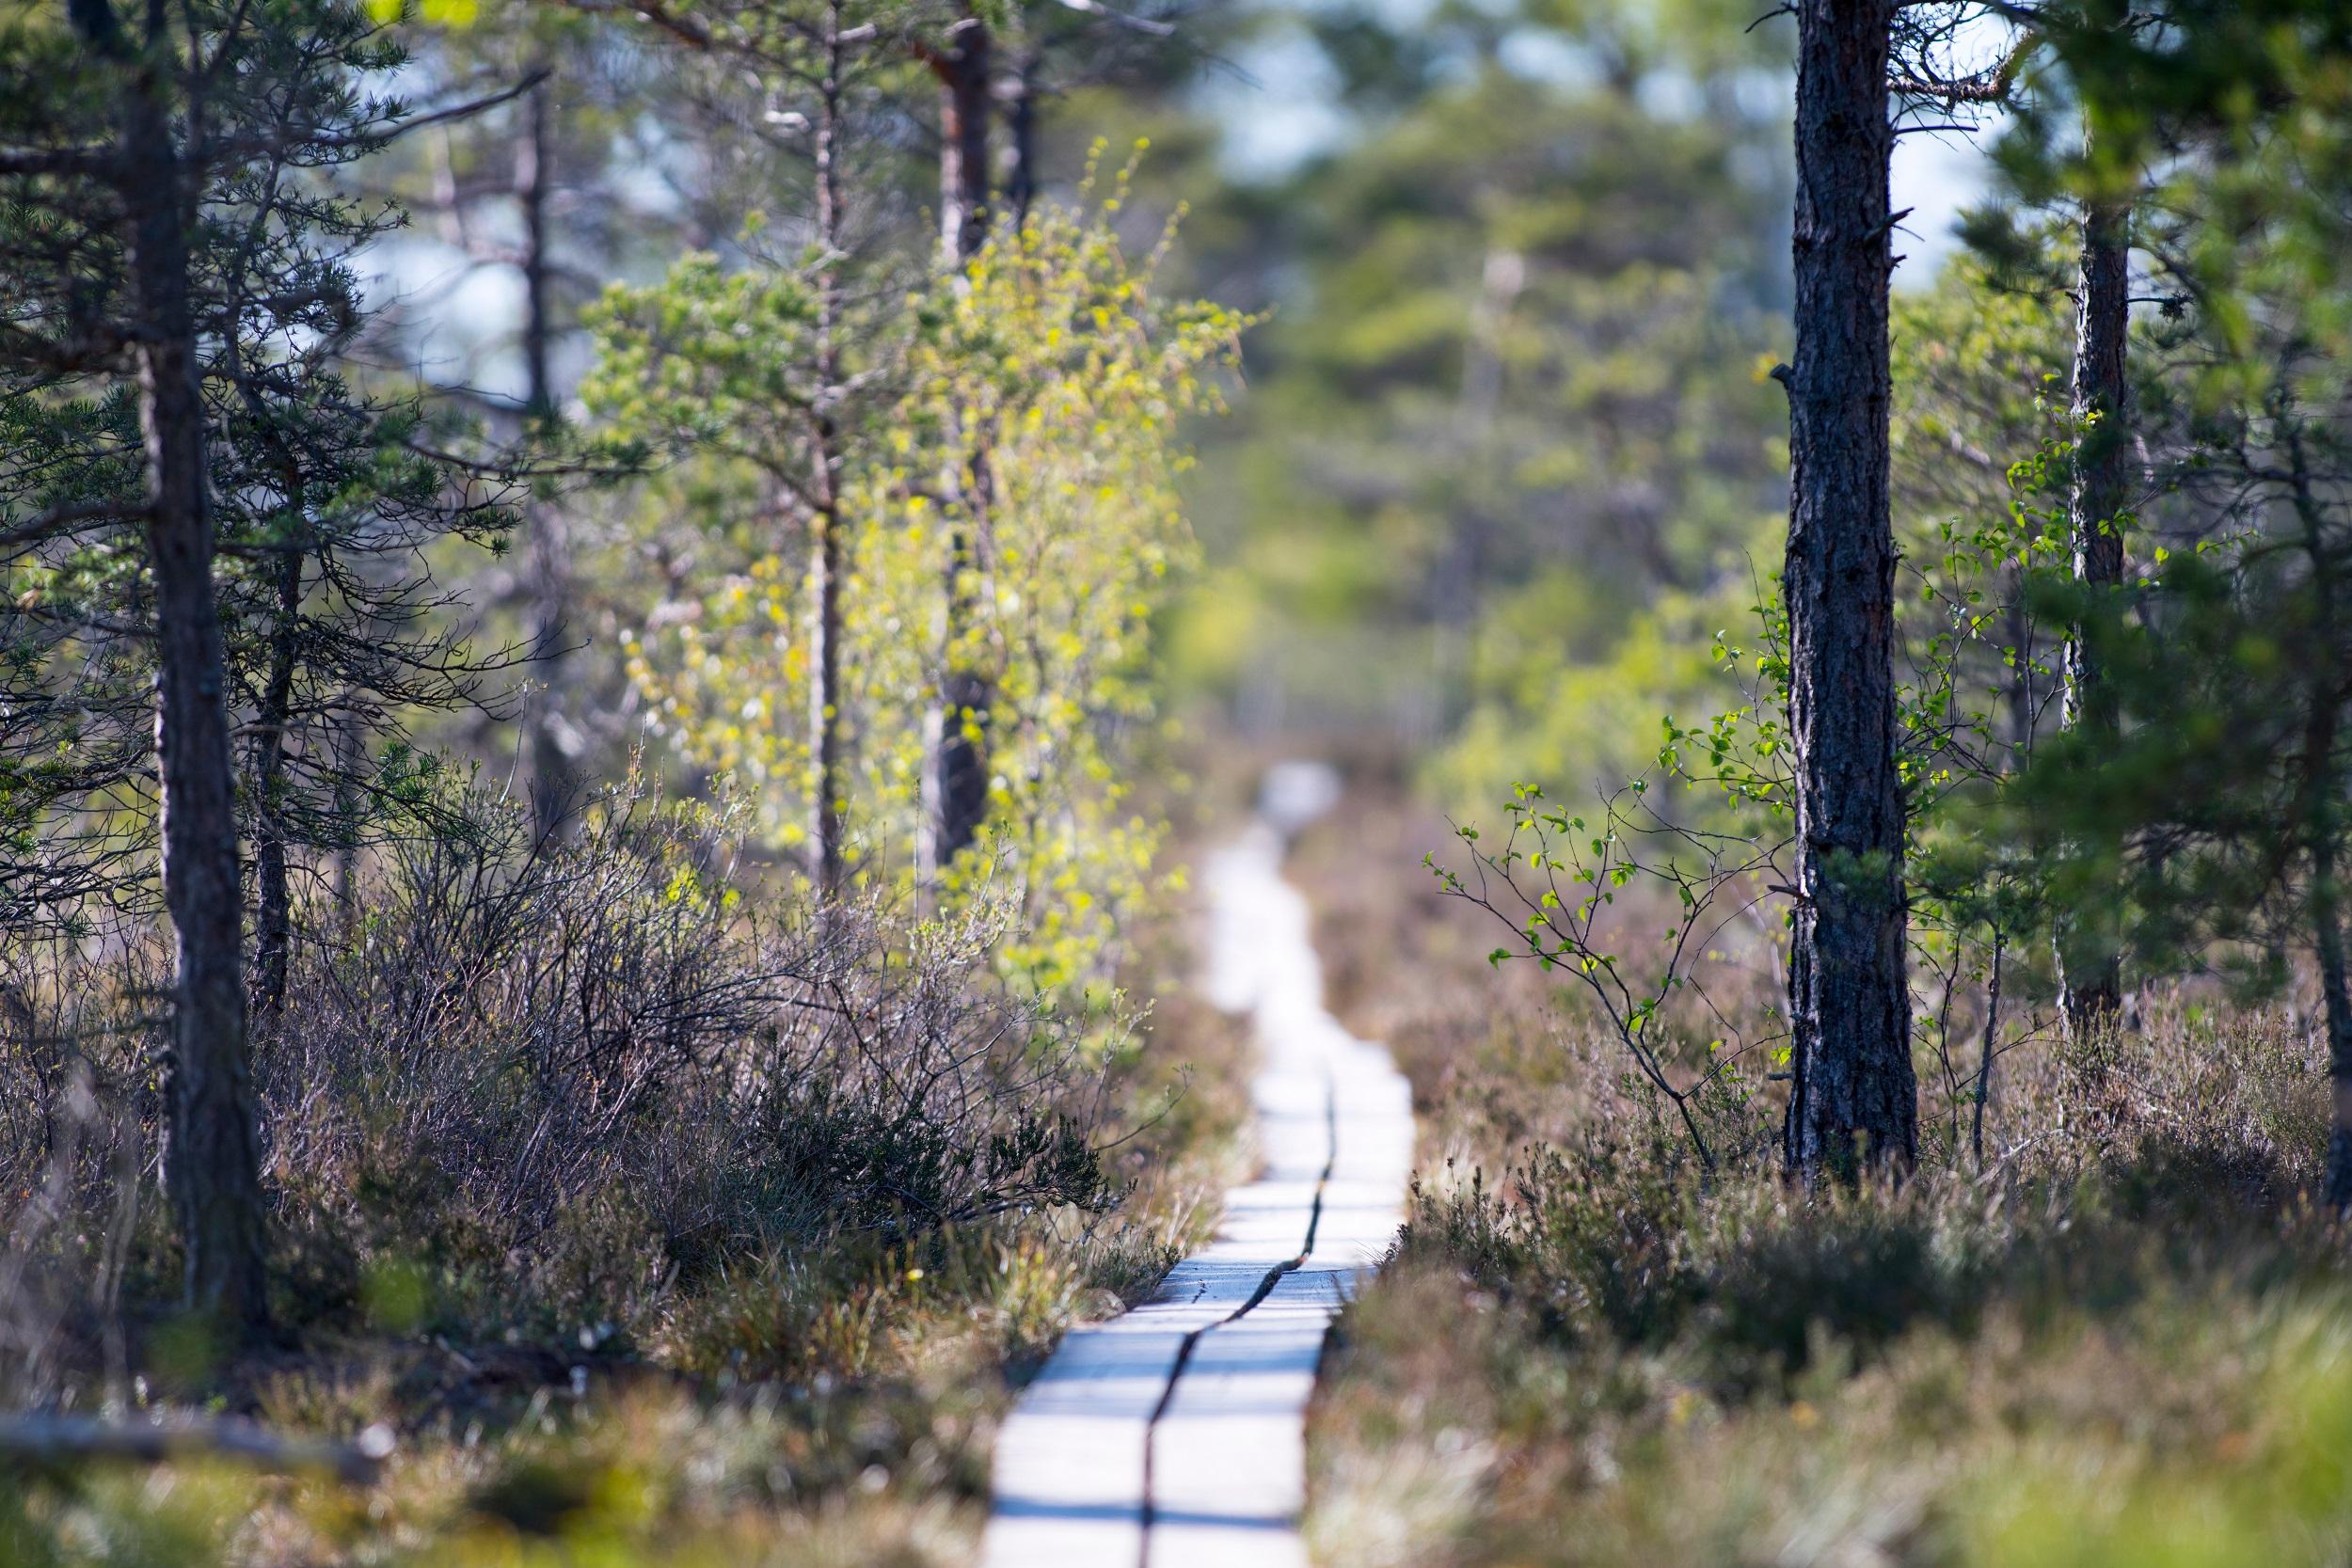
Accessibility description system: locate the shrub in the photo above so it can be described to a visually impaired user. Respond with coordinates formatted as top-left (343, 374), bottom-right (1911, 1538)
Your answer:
top-left (0, 771), bottom-right (1125, 1386)
top-left (1300, 793), bottom-right (2352, 1568)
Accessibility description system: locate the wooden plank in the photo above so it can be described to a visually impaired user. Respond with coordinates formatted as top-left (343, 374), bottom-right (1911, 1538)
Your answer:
top-left (1141, 1272), bottom-right (1334, 1568)
top-left (980, 806), bottom-right (1413, 1568)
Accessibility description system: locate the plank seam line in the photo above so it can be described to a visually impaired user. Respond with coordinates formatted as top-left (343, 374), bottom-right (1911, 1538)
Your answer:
top-left (1135, 1067), bottom-right (1340, 1568)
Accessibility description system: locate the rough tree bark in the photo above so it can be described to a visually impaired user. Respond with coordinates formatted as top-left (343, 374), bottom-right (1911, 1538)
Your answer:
top-left (2284, 435), bottom-right (2352, 1211)
top-left (2056, 194), bottom-right (2129, 1038)
top-left (87, 0), bottom-right (271, 1325)
top-left (1779, 0), bottom-right (1916, 1180)
top-left (922, 8), bottom-right (995, 884)
top-left (936, 14), bottom-right (992, 264)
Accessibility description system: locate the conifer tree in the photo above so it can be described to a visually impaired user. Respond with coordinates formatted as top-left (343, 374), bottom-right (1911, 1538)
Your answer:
top-left (3, 0), bottom-right (525, 1320)
top-left (1778, 0), bottom-right (1915, 1178)
top-left (39, 0), bottom-right (271, 1323)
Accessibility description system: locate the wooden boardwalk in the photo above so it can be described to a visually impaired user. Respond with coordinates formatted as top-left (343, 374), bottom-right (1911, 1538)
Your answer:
top-left (981, 815), bottom-right (1414, 1568)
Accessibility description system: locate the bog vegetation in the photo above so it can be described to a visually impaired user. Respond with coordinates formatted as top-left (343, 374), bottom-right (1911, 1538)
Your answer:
top-left (6, 0), bottom-right (2352, 1560)
top-left (0, 0), bottom-right (1247, 1557)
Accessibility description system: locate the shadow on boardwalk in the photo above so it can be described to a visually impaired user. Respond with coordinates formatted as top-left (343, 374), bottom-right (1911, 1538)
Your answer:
top-left (981, 773), bottom-right (1413, 1568)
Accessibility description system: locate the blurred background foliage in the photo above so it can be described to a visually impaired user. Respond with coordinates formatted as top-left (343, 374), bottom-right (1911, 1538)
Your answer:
top-left (1135, 0), bottom-right (1799, 804)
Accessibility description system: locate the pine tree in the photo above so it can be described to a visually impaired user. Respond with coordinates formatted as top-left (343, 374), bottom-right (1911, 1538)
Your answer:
top-left (57, 0), bottom-right (269, 1324)
top-left (1778, 0), bottom-right (1915, 1178)
top-left (3, 0), bottom-right (528, 1321)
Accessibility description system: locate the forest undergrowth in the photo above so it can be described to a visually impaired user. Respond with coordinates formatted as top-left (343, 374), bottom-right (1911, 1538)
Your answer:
top-left (1297, 785), bottom-right (2352, 1568)
top-left (0, 775), bottom-right (1248, 1567)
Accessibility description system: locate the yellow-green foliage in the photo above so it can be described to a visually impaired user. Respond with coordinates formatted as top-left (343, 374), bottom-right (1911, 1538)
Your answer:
top-left (1429, 577), bottom-right (1758, 820)
top-left (587, 162), bottom-right (1246, 991)
top-left (872, 165), bottom-right (1248, 984)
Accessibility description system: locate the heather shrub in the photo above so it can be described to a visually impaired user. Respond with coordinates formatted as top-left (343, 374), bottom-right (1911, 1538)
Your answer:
top-left (0, 772), bottom-right (1126, 1387)
top-left (1300, 792), bottom-right (2352, 1568)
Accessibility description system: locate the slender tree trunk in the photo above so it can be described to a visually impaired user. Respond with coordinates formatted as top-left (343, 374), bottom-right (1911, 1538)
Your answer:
top-left (329, 689), bottom-right (360, 930)
top-left (517, 78), bottom-right (574, 837)
top-left (923, 8), bottom-right (995, 882)
top-left (806, 15), bottom-right (848, 900)
top-left (2057, 193), bottom-right (2129, 1038)
top-left (1971, 930), bottom-right (2002, 1167)
top-left (936, 13), bottom-right (991, 263)
top-left (2313, 831), bottom-right (2352, 1211)
top-left (251, 541), bottom-right (301, 1015)
top-left (1007, 50), bottom-right (1041, 231)
top-left (2310, 657), bottom-right (2352, 1210)
top-left (806, 500), bottom-right (845, 899)
top-left (518, 80), bottom-right (553, 414)
top-left (228, 329), bottom-right (308, 1019)
top-left (103, 0), bottom-right (270, 1326)
top-left (1778, 0), bottom-right (1915, 1180)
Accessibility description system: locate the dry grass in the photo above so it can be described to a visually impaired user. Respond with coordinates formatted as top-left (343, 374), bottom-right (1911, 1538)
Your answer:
top-left (0, 777), bottom-right (1249, 1567)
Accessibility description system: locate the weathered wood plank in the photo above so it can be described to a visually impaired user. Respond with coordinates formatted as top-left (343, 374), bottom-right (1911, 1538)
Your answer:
top-left (980, 803), bottom-right (1413, 1568)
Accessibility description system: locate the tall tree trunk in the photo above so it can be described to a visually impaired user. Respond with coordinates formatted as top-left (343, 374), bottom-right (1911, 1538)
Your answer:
top-left (1971, 929), bottom-right (2002, 1166)
top-left (226, 291), bottom-right (313, 1020)
top-left (517, 77), bottom-right (574, 837)
top-left (2284, 433), bottom-right (2352, 1210)
top-left (227, 323), bottom-right (308, 1020)
top-left (923, 8), bottom-right (995, 882)
top-left (101, 0), bottom-right (270, 1326)
top-left (936, 13), bottom-right (991, 263)
top-left (2057, 193), bottom-right (2130, 1038)
top-left (518, 80), bottom-right (553, 414)
top-left (806, 13), bottom-right (848, 900)
top-left (1778, 0), bottom-right (1915, 1180)
top-left (806, 499), bottom-right (845, 899)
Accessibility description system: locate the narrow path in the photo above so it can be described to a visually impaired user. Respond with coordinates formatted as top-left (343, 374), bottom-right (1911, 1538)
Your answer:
top-left (981, 804), bottom-right (1413, 1568)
